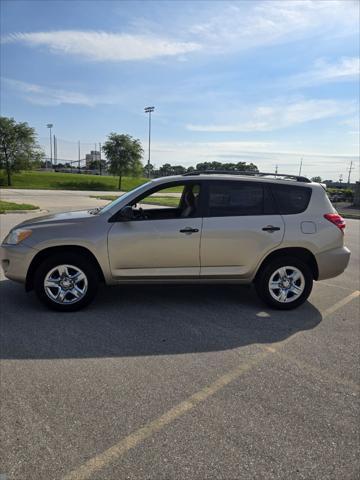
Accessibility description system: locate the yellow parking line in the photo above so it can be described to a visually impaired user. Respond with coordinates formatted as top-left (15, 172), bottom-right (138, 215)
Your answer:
top-left (320, 281), bottom-right (354, 291)
top-left (62, 290), bottom-right (360, 480)
top-left (62, 351), bottom-right (270, 480)
top-left (265, 290), bottom-right (360, 352)
top-left (321, 290), bottom-right (359, 317)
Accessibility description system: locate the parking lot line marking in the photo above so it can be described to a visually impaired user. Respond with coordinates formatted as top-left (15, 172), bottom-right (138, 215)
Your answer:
top-left (62, 290), bottom-right (360, 480)
top-left (265, 290), bottom-right (360, 353)
top-left (320, 281), bottom-right (354, 291)
top-left (62, 351), bottom-right (271, 480)
top-left (321, 290), bottom-right (359, 318)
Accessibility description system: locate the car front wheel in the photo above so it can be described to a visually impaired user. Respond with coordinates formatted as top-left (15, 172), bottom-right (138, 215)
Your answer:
top-left (255, 256), bottom-right (313, 310)
top-left (34, 253), bottom-right (98, 311)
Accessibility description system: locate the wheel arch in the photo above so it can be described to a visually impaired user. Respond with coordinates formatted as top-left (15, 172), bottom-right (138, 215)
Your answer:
top-left (26, 245), bottom-right (105, 291)
top-left (254, 247), bottom-right (319, 282)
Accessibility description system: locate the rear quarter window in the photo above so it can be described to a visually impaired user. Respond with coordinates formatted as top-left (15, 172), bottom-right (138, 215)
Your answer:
top-left (271, 185), bottom-right (312, 214)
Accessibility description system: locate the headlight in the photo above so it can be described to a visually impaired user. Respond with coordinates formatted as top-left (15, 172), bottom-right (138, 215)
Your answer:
top-left (3, 229), bottom-right (32, 245)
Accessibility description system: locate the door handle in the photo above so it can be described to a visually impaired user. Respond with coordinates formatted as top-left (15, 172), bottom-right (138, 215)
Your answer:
top-left (262, 225), bottom-right (281, 232)
top-left (179, 227), bottom-right (199, 234)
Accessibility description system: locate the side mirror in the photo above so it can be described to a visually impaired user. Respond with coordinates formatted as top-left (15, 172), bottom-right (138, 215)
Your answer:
top-left (120, 205), bottom-right (135, 220)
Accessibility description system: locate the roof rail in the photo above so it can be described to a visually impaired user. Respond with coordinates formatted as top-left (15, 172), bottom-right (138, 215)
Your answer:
top-left (182, 170), bottom-right (311, 183)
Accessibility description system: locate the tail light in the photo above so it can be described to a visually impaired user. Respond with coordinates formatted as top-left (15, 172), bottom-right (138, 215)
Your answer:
top-left (324, 213), bottom-right (346, 231)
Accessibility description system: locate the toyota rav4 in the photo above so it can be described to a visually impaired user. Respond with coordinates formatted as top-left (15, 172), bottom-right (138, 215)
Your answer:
top-left (1, 171), bottom-right (350, 311)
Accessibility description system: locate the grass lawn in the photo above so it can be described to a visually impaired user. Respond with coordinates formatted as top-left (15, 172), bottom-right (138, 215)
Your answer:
top-left (0, 200), bottom-right (39, 214)
top-left (91, 195), bottom-right (180, 208)
top-left (0, 170), bottom-right (149, 191)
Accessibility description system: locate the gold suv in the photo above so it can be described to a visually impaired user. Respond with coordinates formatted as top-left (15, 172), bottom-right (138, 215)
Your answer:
top-left (1, 171), bottom-right (350, 311)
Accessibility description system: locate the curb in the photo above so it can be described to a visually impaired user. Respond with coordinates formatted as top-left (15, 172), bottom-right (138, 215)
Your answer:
top-left (0, 209), bottom-right (45, 215)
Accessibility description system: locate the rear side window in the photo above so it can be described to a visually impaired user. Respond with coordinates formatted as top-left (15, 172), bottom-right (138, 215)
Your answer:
top-left (208, 181), bottom-right (264, 216)
top-left (271, 185), bottom-right (312, 214)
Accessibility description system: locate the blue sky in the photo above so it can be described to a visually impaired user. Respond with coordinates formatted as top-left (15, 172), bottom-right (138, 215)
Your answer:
top-left (1, 0), bottom-right (359, 180)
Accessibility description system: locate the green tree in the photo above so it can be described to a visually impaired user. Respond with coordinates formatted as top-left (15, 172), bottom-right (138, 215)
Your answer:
top-left (311, 176), bottom-right (322, 182)
top-left (102, 133), bottom-right (143, 190)
top-left (195, 161), bottom-right (258, 172)
top-left (158, 164), bottom-right (186, 176)
top-left (87, 158), bottom-right (107, 173)
top-left (143, 162), bottom-right (154, 178)
top-left (158, 163), bottom-right (173, 176)
top-left (0, 116), bottom-right (44, 186)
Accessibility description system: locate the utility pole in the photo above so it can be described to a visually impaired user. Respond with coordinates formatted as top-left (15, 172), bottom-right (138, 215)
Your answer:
top-left (46, 124), bottom-right (53, 168)
top-left (298, 158), bottom-right (303, 176)
top-left (275, 164), bottom-right (278, 176)
top-left (99, 142), bottom-right (102, 176)
top-left (78, 141), bottom-right (81, 173)
top-left (144, 106), bottom-right (155, 178)
top-left (347, 161), bottom-right (353, 185)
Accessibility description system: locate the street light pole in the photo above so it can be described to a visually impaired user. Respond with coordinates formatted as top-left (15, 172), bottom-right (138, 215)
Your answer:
top-left (78, 141), bottom-right (81, 173)
top-left (99, 142), bottom-right (102, 176)
top-left (46, 123), bottom-right (53, 168)
top-left (144, 106), bottom-right (155, 178)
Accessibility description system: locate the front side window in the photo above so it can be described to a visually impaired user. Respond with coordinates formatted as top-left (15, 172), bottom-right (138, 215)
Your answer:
top-left (207, 181), bottom-right (264, 217)
top-left (127, 182), bottom-right (201, 220)
top-left (100, 182), bottom-right (151, 214)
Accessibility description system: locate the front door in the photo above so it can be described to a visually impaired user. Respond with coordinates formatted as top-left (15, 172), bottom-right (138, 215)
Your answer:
top-left (108, 182), bottom-right (202, 278)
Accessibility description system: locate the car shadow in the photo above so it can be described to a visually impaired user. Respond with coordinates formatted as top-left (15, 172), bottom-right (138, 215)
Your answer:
top-left (0, 280), bottom-right (322, 360)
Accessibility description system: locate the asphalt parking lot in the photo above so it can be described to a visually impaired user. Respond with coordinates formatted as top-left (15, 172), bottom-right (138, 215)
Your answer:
top-left (0, 191), bottom-right (359, 480)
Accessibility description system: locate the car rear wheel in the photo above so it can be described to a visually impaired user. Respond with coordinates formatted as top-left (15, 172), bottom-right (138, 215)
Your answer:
top-left (255, 256), bottom-right (313, 310)
top-left (34, 253), bottom-right (98, 311)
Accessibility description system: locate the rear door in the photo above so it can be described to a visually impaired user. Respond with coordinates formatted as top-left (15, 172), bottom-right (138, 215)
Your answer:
top-left (200, 180), bottom-right (284, 278)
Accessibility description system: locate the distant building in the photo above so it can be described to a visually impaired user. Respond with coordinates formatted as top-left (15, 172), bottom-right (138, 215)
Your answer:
top-left (85, 150), bottom-right (101, 167)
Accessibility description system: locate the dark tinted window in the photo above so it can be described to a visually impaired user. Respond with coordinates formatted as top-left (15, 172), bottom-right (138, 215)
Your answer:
top-left (208, 181), bottom-right (264, 216)
top-left (271, 185), bottom-right (311, 214)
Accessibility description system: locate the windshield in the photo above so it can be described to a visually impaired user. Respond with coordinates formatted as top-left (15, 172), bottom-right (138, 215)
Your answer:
top-left (99, 182), bottom-right (152, 214)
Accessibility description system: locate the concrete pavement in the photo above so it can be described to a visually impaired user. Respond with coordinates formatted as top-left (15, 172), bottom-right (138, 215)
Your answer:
top-left (0, 194), bottom-right (359, 480)
top-left (0, 188), bottom-right (114, 213)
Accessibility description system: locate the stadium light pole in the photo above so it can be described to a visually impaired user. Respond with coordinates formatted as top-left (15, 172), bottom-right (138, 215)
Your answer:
top-left (144, 106), bottom-right (155, 178)
top-left (46, 123), bottom-right (53, 168)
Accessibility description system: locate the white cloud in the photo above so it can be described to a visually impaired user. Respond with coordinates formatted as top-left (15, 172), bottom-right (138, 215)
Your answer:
top-left (187, 99), bottom-right (355, 132)
top-left (287, 57), bottom-right (360, 87)
top-left (2, 78), bottom-right (115, 106)
top-left (2, 1), bottom-right (357, 62)
top-left (3, 31), bottom-right (201, 61)
top-left (189, 0), bottom-right (358, 54)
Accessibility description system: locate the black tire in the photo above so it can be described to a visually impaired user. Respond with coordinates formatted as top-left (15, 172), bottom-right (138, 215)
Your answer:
top-left (33, 252), bottom-right (98, 312)
top-left (255, 256), bottom-right (313, 310)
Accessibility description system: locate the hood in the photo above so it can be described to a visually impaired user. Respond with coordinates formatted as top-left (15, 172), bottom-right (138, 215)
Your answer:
top-left (16, 209), bottom-right (96, 228)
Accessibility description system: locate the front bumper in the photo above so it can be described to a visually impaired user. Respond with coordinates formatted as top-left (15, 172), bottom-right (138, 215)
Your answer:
top-left (316, 246), bottom-right (351, 280)
top-left (0, 242), bottom-right (38, 284)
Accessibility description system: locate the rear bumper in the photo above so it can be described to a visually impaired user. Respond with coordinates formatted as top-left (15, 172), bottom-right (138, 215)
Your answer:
top-left (315, 246), bottom-right (351, 280)
top-left (0, 243), bottom-right (37, 284)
